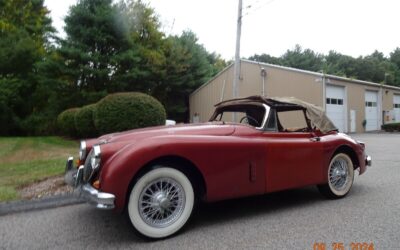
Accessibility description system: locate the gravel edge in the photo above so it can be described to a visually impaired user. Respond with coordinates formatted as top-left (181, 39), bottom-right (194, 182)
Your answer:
top-left (0, 194), bottom-right (85, 216)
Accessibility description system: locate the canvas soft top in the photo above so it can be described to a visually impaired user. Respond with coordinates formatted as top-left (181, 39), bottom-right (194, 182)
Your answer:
top-left (215, 96), bottom-right (338, 133)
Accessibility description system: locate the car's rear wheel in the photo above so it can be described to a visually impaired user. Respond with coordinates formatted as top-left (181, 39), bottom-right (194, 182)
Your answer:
top-left (318, 153), bottom-right (354, 199)
top-left (127, 167), bottom-right (194, 239)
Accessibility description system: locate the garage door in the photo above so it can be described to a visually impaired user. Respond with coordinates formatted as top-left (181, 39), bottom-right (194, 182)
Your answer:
top-left (365, 91), bottom-right (379, 131)
top-left (326, 85), bottom-right (346, 132)
top-left (394, 94), bottom-right (400, 122)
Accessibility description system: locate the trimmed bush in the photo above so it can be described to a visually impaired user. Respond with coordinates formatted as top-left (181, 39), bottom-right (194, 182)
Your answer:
top-left (57, 108), bottom-right (80, 137)
top-left (381, 122), bottom-right (400, 132)
top-left (20, 113), bottom-right (57, 136)
top-left (74, 104), bottom-right (97, 138)
top-left (94, 92), bottom-right (166, 134)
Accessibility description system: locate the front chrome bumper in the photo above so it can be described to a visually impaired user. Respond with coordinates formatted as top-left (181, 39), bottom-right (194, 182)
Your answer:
top-left (366, 155), bottom-right (372, 167)
top-left (65, 157), bottom-right (115, 210)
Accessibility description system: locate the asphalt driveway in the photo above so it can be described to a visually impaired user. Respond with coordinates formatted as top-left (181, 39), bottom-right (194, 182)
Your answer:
top-left (0, 133), bottom-right (399, 249)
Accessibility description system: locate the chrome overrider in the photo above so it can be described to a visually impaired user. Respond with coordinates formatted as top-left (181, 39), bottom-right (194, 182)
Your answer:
top-left (65, 157), bottom-right (115, 209)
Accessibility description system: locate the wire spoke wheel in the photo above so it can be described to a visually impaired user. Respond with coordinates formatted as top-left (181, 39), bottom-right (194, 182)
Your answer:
top-left (139, 178), bottom-right (185, 228)
top-left (318, 153), bottom-right (354, 199)
top-left (128, 167), bottom-right (194, 239)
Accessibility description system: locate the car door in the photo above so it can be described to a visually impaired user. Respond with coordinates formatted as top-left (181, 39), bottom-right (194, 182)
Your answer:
top-left (261, 109), bottom-right (325, 193)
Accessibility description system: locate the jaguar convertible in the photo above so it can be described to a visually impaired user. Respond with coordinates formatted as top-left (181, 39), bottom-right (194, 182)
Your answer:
top-left (64, 96), bottom-right (371, 239)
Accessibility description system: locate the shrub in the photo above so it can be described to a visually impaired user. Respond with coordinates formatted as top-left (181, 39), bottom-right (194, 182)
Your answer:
top-left (57, 108), bottom-right (80, 137)
top-left (381, 122), bottom-right (400, 132)
top-left (74, 104), bottom-right (97, 138)
top-left (20, 113), bottom-right (57, 136)
top-left (94, 92), bottom-right (166, 134)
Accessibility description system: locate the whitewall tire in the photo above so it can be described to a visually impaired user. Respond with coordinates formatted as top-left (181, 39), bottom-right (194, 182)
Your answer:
top-left (127, 167), bottom-right (194, 239)
top-left (318, 153), bottom-right (354, 199)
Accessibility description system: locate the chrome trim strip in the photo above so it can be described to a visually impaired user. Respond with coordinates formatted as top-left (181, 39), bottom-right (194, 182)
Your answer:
top-left (256, 104), bottom-right (270, 130)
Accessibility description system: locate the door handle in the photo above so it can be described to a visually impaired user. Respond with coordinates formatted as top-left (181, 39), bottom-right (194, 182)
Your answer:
top-left (310, 137), bottom-right (321, 142)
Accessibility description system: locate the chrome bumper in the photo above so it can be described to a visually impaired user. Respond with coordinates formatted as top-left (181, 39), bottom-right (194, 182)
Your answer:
top-left (65, 157), bottom-right (115, 210)
top-left (366, 155), bottom-right (372, 167)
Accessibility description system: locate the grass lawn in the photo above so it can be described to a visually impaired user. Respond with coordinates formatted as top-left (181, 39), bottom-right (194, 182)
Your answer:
top-left (0, 137), bottom-right (78, 202)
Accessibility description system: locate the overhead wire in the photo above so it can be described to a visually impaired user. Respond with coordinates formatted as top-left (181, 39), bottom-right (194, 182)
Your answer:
top-left (243, 0), bottom-right (276, 17)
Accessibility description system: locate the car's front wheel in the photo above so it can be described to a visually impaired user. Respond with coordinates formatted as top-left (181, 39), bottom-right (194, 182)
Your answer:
top-left (127, 167), bottom-right (194, 239)
top-left (318, 153), bottom-right (354, 199)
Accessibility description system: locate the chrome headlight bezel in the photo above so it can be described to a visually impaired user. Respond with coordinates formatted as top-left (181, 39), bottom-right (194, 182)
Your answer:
top-left (90, 145), bottom-right (101, 170)
top-left (79, 140), bottom-right (87, 160)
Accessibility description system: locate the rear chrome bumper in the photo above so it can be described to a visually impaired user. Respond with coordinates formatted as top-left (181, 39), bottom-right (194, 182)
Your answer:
top-left (366, 155), bottom-right (372, 167)
top-left (65, 157), bottom-right (115, 210)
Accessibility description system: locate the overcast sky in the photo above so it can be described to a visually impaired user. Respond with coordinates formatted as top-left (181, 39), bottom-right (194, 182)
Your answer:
top-left (45, 0), bottom-right (400, 60)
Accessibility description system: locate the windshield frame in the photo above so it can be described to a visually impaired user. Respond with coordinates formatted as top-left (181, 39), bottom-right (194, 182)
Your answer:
top-left (209, 103), bottom-right (270, 130)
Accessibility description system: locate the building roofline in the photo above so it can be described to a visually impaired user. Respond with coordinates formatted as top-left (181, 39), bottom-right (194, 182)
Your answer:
top-left (242, 59), bottom-right (400, 91)
top-left (190, 59), bottom-right (400, 97)
top-left (241, 59), bottom-right (322, 77)
top-left (189, 62), bottom-right (234, 97)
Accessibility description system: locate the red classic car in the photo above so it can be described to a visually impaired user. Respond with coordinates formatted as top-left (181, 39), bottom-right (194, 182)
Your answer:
top-left (65, 96), bottom-right (371, 239)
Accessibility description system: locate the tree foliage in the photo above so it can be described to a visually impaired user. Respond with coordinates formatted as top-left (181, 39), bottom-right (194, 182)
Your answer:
top-left (0, 0), bottom-right (54, 135)
top-left (248, 45), bottom-right (400, 86)
top-left (153, 31), bottom-right (221, 121)
top-left (12, 0), bottom-right (400, 137)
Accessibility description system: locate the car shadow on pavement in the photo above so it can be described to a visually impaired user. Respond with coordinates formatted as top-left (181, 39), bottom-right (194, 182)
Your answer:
top-left (73, 186), bottom-right (328, 243)
top-left (189, 186), bottom-right (323, 228)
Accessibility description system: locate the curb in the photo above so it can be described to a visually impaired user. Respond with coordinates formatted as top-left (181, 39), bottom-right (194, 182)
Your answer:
top-left (0, 194), bottom-right (85, 216)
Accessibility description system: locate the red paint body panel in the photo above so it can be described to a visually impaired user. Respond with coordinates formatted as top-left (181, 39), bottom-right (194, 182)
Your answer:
top-left (87, 123), bottom-right (367, 213)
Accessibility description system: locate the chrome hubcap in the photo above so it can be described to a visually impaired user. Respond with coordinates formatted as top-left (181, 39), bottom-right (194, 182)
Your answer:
top-left (139, 178), bottom-right (185, 228)
top-left (329, 158), bottom-right (349, 190)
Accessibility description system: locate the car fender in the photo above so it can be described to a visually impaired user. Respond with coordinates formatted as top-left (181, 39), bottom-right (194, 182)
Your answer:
top-left (99, 134), bottom-right (266, 212)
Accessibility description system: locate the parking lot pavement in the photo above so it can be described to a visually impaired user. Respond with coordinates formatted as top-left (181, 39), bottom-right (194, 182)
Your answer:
top-left (0, 133), bottom-right (399, 249)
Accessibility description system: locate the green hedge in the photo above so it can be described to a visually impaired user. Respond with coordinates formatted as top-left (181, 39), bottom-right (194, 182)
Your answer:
top-left (74, 104), bottom-right (97, 138)
top-left (20, 113), bottom-right (57, 136)
top-left (381, 122), bottom-right (400, 132)
top-left (57, 108), bottom-right (80, 137)
top-left (94, 92), bottom-right (166, 134)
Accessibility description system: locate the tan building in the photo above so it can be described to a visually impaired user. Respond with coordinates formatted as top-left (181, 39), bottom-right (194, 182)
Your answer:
top-left (189, 59), bottom-right (400, 133)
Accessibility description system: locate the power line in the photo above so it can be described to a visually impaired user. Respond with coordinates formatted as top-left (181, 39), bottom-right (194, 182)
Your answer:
top-left (243, 0), bottom-right (276, 17)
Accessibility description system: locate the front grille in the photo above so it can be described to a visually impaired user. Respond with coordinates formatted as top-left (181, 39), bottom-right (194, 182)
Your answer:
top-left (83, 149), bottom-right (94, 183)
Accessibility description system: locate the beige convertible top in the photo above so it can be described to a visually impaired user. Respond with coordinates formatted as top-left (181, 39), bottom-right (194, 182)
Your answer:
top-left (215, 96), bottom-right (338, 133)
top-left (270, 97), bottom-right (337, 133)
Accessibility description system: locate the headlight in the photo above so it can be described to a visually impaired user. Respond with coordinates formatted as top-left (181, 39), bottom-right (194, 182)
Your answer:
top-left (90, 145), bottom-right (101, 169)
top-left (79, 141), bottom-right (87, 160)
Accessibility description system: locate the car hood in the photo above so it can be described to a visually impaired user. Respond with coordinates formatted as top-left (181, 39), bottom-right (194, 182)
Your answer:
top-left (97, 122), bottom-right (235, 144)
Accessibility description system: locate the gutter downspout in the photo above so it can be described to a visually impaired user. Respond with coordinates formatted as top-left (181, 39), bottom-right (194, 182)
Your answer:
top-left (261, 68), bottom-right (266, 96)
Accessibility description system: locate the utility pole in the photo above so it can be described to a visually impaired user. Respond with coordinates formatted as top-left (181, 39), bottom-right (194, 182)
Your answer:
top-left (232, 0), bottom-right (242, 122)
top-left (233, 0), bottom-right (242, 100)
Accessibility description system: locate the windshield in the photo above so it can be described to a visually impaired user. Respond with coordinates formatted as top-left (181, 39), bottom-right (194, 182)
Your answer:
top-left (209, 104), bottom-right (269, 129)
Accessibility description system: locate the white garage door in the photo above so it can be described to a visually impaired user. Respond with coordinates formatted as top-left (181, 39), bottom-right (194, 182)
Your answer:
top-left (394, 94), bottom-right (400, 122)
top-left (365, 91), bottom-right (379, 131)
top-left (326, 85), bottom-right (346, 132)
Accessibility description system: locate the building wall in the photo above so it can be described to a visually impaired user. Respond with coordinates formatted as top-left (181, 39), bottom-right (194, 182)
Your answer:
top-left (189, 60), bottom-right (400, 132)
top-left (189, 66), bottom-right (234, 122)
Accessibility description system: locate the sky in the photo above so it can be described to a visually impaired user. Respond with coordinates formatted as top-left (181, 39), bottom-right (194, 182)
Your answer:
top-left (45, 0), bottom-right (400, 60)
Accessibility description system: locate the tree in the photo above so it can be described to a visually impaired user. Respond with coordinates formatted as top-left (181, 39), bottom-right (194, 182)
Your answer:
top-left (61, 0), bottom-right (127, 92)
top-left (247, 47), bottom-right (400, 87)
top-left (248, 53), bottom-right (282, 65)
top-left (281, 44), bottom-right (324, 72)
top-left (390, 48), bottom-right (400, 85)
top-left (113, 0), bottom-right (166, 93)
top-left (154, 31), bottom-right (217, 122)
top-left (0, 0), bottom-right (54, 135)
